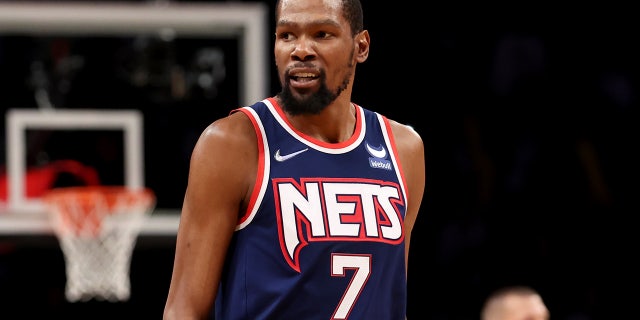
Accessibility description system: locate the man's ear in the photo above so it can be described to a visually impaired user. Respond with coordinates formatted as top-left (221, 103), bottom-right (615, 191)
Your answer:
top-left (356, 30), bottom-right (370, 63)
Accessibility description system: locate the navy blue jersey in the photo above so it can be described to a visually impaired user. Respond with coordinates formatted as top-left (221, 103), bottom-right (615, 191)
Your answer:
top-left (215, 97), bottom-right (409, 320)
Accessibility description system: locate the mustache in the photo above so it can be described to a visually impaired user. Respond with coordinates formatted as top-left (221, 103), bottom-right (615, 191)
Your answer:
top-left (289, 62), bottom-right (317, 70)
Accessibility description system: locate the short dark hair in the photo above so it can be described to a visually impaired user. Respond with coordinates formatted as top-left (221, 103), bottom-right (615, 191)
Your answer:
top-left (275, 0), bottom-right (364, 36)
top-left (342, 0), bottom-right (364, 35)
top-left (495, 285), bottom-right (538, 296)
top-left (481, 286), bottom-right (547, 320)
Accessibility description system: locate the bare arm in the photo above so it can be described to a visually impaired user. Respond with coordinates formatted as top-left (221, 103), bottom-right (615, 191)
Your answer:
top-left (163, 111), bottom-right (257, 320)
top-left (389, 121), bottom-right (425, 276)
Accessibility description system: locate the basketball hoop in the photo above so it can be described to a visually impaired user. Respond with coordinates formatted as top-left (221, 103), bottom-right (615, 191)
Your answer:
top-left (43, 186), bottom-right (156, 302)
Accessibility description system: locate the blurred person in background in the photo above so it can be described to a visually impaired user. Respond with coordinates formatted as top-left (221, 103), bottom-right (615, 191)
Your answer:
top-left (481, 285), bottom-right (550, 320)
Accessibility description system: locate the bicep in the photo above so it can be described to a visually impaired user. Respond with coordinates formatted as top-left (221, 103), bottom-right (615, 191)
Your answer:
top-left (399, 126), bottom-right (425, 233)
top-left (390, 122), bottom-right (425, 269)
top-left (390, 121), bottom-right (424, 229)
top-left (165, 114), bottom-right (256, 317)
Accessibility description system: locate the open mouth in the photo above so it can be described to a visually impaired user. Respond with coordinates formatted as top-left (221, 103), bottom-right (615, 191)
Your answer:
top-left (290, 72), bottom-right (319, 82)
top-left (287, 72), bottom-right (320, 89)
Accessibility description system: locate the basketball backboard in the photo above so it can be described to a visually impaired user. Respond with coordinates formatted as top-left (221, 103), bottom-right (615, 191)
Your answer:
top-left (0, 1), bottom-right (269, 236)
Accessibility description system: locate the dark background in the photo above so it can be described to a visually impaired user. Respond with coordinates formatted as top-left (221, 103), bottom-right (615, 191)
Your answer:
top-left (0, 1), bottom-right (637, 319)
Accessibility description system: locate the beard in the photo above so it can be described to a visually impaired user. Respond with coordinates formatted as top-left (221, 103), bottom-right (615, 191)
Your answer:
top-left (278, 62), bottom-right (353, 116)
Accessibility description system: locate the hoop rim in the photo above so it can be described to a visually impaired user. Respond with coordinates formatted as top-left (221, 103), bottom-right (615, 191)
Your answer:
top-left (42, 185), bottom-right (156, 237)
top-left (44, 185), bottom-right (155, 197)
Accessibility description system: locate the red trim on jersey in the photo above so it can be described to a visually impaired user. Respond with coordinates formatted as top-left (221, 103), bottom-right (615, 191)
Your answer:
top-left (231, 107), bottom-right (266, 226)
top-left (266, 97), bottom-right (362, 150)
top-left (381, 116), bottom-right (409, 205)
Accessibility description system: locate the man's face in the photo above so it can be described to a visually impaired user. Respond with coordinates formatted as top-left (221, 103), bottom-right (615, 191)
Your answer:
top-left (274, 0), bottom-right (359, 115)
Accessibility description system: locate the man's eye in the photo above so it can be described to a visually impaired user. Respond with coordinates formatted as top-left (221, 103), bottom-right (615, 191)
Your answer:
top-left (277, 32), bottom-right (292, 40)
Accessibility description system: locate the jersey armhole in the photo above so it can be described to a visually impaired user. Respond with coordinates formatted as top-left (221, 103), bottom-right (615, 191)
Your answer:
top-left (233, 107), bottom-right (270, 230)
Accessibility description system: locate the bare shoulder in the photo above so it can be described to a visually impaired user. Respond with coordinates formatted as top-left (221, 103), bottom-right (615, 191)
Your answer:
top-left (190, 110), bottom-right (257, 166)
top-left (387, 119), bottom-right (424, 155)
top-left (196, 110), bottom-right (256, 152)
top-left (387, 119), bottom-right (425, 229)
top-left (387, 119), bottom-right (424, 178)
top-left (188, 110), bottom-right (258, 199)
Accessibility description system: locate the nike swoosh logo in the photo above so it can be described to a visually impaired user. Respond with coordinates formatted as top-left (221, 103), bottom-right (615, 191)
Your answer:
top-left (365, 143), bottom-right (387, 158)
top-left (274, 148), bottom-right (309, 162)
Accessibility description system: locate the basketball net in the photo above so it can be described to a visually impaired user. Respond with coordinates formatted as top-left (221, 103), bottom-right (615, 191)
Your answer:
top-left (43, 186), bottom-right (156, 302)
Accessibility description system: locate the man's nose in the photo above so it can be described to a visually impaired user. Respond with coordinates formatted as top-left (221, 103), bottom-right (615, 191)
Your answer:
top-left (291, 38), bottom-right (316, 61)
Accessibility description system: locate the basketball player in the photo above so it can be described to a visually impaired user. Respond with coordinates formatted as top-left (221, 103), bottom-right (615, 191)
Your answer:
top-left (163, 0), bottom-right (425, 319)
top-left (481, 286), bottom-right (550, 320)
